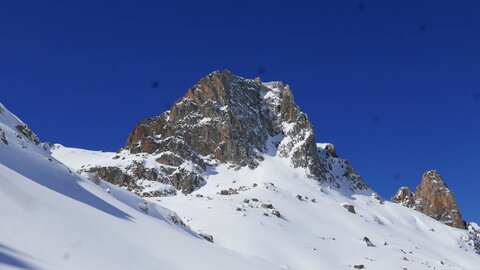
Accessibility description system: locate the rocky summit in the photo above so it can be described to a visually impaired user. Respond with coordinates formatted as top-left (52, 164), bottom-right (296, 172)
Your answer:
top-left (79, 71), bottom-right (369, 196)
top-left (392, 170), bottom-right (465, 229)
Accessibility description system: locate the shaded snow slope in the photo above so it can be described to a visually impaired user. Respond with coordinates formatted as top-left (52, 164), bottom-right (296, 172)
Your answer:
top-left (0, 103), bottom-right (280, 270)
top-left (53, 144), bottom-right (480, 270)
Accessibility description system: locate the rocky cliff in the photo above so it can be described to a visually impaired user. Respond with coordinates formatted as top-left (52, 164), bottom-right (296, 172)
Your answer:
top-left (78, 71), bottom-right (369, 196)
top-left (392, 170), bottom-right (465, 229)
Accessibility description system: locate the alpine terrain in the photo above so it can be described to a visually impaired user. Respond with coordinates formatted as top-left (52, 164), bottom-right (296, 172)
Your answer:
top-left (1, 71), bottom-right (479, 270)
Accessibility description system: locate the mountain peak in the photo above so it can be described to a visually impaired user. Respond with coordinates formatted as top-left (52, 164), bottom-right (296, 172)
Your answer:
top-left (72, 71), bottom-right (369, 196)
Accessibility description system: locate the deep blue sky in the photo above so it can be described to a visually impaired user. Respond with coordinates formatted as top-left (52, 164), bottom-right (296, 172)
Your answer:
top-left (1, 1), bottom-right (479, 222)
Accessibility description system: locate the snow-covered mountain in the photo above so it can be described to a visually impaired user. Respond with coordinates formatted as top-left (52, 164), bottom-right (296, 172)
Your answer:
top-left (0, 103), bottom-right (280, 270)
top-left (55, 71), bottom-right (369, 198)
top-left (1, 71), bottom-right (480, 269)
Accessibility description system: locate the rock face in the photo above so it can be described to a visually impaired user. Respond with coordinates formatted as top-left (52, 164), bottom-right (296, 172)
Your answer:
top-left (0, 102), bottom-right (43, 149)
top-left (83, 71), bottom-right (369, 195)
top-left (415, 170), bottom-right (465, 229)
top-left (391, 170), bottom-right (465, 229)
top-left (463, 222), bottom-right (480, 254)
top-left (391, 187), bottom-right (416, 208)
top-left (317, 143), bottom-right (368, 191)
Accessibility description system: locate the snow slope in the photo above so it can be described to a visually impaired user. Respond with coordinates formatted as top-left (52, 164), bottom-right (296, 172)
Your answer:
top-left (52, 145), bottom-right (480, 270)
top-left (0, 103), bottom-right (280, 270)
top-left (2, 98), bottom-right (480, 270)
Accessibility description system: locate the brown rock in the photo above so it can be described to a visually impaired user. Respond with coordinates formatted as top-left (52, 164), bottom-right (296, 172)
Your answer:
top-left (414, 170), bottom-right (465, 229)
top-left (391, 170), bottom-right (465, 229)
top-left (343, 204), bottom-right (356, 214)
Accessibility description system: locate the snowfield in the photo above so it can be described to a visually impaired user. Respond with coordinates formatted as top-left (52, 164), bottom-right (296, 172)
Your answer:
top-left (1, 101), bottom-right (479, 270)
top-left (53, 145), bottom-right (480, 270)
top-left (0, 103), bottom-right (280, 270)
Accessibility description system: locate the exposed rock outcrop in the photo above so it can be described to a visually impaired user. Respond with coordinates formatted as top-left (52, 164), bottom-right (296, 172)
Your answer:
top-left (415, 170), bottom-right (465, 229)
top-left (343, 204), bottom-right (356, 214)
top-left (15, 125), bottom-right (41, 145)
top-left (317, 143), bottom-right (369, 192)
top-left (391, 187), bottom-right (416, 208)
top-left (392, 170), bottom-right (465, 229)
top-left (463, 222), bottom-right (480, 254)
top-left (0, 102), bottom-right (44, 150)
top-left (83, 71), bottom-right (369, 195)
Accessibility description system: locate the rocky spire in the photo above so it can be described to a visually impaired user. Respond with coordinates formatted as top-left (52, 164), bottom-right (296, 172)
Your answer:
top-left (415, 170), bottom-right (465, 229)
top-left (391, 170), bottom-right (465, 229)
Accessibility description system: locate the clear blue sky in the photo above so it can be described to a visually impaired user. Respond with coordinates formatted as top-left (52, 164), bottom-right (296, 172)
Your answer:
top-left (1, 1), bottom-right (479, 222)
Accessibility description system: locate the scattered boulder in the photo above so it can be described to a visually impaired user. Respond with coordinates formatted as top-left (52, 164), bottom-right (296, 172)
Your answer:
top-left (0, 130), bottom-right (7, 145)
top-left (372, 193), bottom-right (385, 204)
top-left (353, 265), bottom-right (365, 269)
top-left (363, 237), bottom-right (375, 247)
top-left (219, 188), bottom-right (238, 195)
top-left (199, 233), bottom-right (214, 243)
top-left (271, 210), bottom-right (281, 217)
top-left (343, 204), bottom-right (356, 214)
top-left (139, 201), bottom-right (149, 213)
top-left (261, 203), bottom-right (274, 209)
